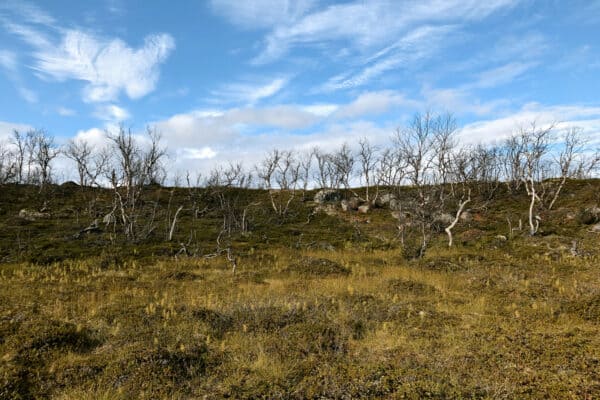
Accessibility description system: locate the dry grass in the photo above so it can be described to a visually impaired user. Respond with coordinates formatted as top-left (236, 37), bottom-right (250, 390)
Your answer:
top-left (1, 243), bottom-right (600, 399)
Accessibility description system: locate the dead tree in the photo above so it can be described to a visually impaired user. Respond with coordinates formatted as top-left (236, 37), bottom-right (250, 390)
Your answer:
top-left (507, 122), bottom-right (553, 235)
top-left (32, 130), bottom-right (60, 189)
top-left (445, 188), bottom-right (471, 247)
top-left (107, 125), bottom-right (167, 240)
top-left (257, 149), bottom-right (300, 219)
top-left (65, 138), bottom-right (94, 187)
top-left (358, 137), bottom-right (379, 203)
top-left (547, 127), bottom-right (599, 210)
top-left (393, 112), bottom-right (438, 257)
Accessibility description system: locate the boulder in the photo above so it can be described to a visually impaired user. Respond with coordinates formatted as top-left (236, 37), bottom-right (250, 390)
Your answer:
top-left (375, 193), bottom-right (396, 208)
top-left (341, 199), bottom-right (349, 212)
top-left (314, 189), bottom-right (342, 204)
top-left (580, 206), bottom-right (600, 225)
top-left (347, 196), bottom-right (361, 210)
top-left (590, 223), bottom-right (600, 233)
top-left (358, 204), bottom-right (370, 214)
top-left (18, 209), bottom-right (51, 221)
top-left (459, 210), bottom-right (473, 222)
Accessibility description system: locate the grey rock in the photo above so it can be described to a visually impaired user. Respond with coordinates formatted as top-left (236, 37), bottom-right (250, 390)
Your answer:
top-left (314, 189), bottom-right (342, 204)
top-left (18, 209), bottom-right (51, 221)
top-left (358, 204), bottom-right (370, 214)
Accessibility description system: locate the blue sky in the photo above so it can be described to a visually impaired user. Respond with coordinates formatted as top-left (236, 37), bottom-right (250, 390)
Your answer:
top-left (1, 0), bottom-right (600, 176)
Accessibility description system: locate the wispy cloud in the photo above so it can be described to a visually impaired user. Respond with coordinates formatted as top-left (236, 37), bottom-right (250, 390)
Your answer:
top-left (211, 77), bottom-right (288, 105)
top-left (320, 25), bottom-right (456, 91)
top-left (459, 103), bottom-right (600, 144)
top-left (0, 50), bottom-right (17, 71)
top-left (0, 2), bottom-right (175, 103)
top-left (333, 90), bottom-right (419, 119)
top-left (35, 30), bottom-right (175, 103)
top-left (0, 49), bottom-right (38, 103)
top-left (0, 120), bottom-right (34, 141)
top-left (470, 61), bottom-right (538, 89)
top-left (93, 104), bottom-right (130, 122)
top-left (57, 106), bottom-right (76, 117)
top-left (209, 0), bottom-right (316, 30)
top-left (248, 0), bottom-right (520, 64)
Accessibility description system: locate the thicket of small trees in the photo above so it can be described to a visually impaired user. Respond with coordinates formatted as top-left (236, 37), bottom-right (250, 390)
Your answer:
top-left (1, 113), bottom-right (598, 258)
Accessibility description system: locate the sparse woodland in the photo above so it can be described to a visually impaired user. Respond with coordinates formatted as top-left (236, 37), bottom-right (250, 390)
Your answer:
top-left (2, 113), bottom-right (600, 398)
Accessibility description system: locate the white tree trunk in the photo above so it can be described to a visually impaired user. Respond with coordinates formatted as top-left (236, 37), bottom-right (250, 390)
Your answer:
top-left (445, 191), bottom-right (471, 247)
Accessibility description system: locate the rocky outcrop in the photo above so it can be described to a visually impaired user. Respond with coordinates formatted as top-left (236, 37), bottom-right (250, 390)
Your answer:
top-left (18, 209), bottom-right (51, 221)
top-left (580, 206), bottom-right (600, 225)
top-left (314, 189), bottom-right (342, 204)
top-left (341, 196), bottom-right (361, 212)
top-left (375, 193), bottom-right (401, 210)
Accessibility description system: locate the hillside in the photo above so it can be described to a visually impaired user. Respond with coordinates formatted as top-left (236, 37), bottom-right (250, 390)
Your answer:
top-left (1, 180), bottom-right (600, 398)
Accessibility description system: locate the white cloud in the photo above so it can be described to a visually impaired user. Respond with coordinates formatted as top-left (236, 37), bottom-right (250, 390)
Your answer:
top-left (93, 104), bottom-right (130, 122)
top-left (179, 147), bottom-right (217, 160)
top-left (459, 103), bottom-right (600, 145)
top-left (321, 25), bottom-right (456, 91)
top-left (333, 90), bottom-right (419, 119)
top-left (1, 2), bottom-right (175, 103)
top-left (252, 0), bottom-right (520, 64)
top-left (0, 120), bottom-right (33, 141)
top-left (0, 50), bottom-right (17, 71)
top-left (470, 61), bottom-right (537, 89)
top-left (17, 87), bottom-right (38, 103)
top-left (420, 86), bottom-right (510, 116)
top-left (213, 77), bottom-right (288, 105)
top-left (34, 30), bottom-right (175, 103)
top-left (0, 50), bottom-right (38, 103)
top-left (210, 0), bottom-right (316, 29)
top-left (57, 107), bottom-right (76, 116)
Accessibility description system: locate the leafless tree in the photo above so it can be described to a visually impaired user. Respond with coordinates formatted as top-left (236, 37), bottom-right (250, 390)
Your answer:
top-left (106, 125), bottom-right (167, 240)
top-left (376, 147), bottom-right (406, 190)
top-left (65, 138), bottom-right (94, 187)
top-left (393, 112), bottom-right (439, 257)
top-left (331, 143), bottom-right (355, 192)
top-left (507, 122), bottom-right (554, 235)
top-left (10, 131), bottom-right (26, 183)
top-left (257, 149), bottom-right (300, 218)
top-left (357, 138), bottom-right (379, 203)
top-left (0, 141), bottom-right (17, 184)
top-left (313, 147), bottom-right (337, 189)
top-left (431, 113), bottom-right (457, 200)
top-left (444, 188), bottom-right (471, 247)
top-left (298, 150), bottom-right (313, 198)
top-left (31, 130), bottom-right (60, 189)
top-left (547, 127), bottom-right (599, 209)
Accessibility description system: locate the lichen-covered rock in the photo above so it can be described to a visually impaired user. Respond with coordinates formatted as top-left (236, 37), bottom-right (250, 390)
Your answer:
top-left (314, 189), bottom-right (342, 204)
top-left (18, 209), bottom-right (51, 221)
top-left (358, 204), bottom-right (370, 214)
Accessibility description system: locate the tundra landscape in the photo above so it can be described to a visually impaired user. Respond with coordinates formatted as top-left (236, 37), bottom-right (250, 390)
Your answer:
top-left (1, 118), bottom-right (600, 398)
top-left (2, 1), bottom-right (600, 398)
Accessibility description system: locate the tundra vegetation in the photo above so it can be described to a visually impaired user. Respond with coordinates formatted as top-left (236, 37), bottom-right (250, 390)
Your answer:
top-left (1, 114), bottom-right (600, 398)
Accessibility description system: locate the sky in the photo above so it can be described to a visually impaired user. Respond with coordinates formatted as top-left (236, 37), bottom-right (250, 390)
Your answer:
top-left (1, 0), bottom-right (600, 179)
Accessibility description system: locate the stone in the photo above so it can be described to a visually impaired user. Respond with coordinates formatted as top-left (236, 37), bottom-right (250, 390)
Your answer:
top-left (18, 209), bottom-right (51, 221)
top-left (580, 206), bottom-right (600, 225)
top-left (375, 193), bottom-right (397, 208)
top-left (340, 200), bottom-right (349, 212)
top-left (358, 204), bottom-right (370, 214)
top-left (347, 196), bottom-right (361, 210)
top-left (314, 189), bottom-right (342, 204)
top-left (460, 210), bottom-right (473, 222)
